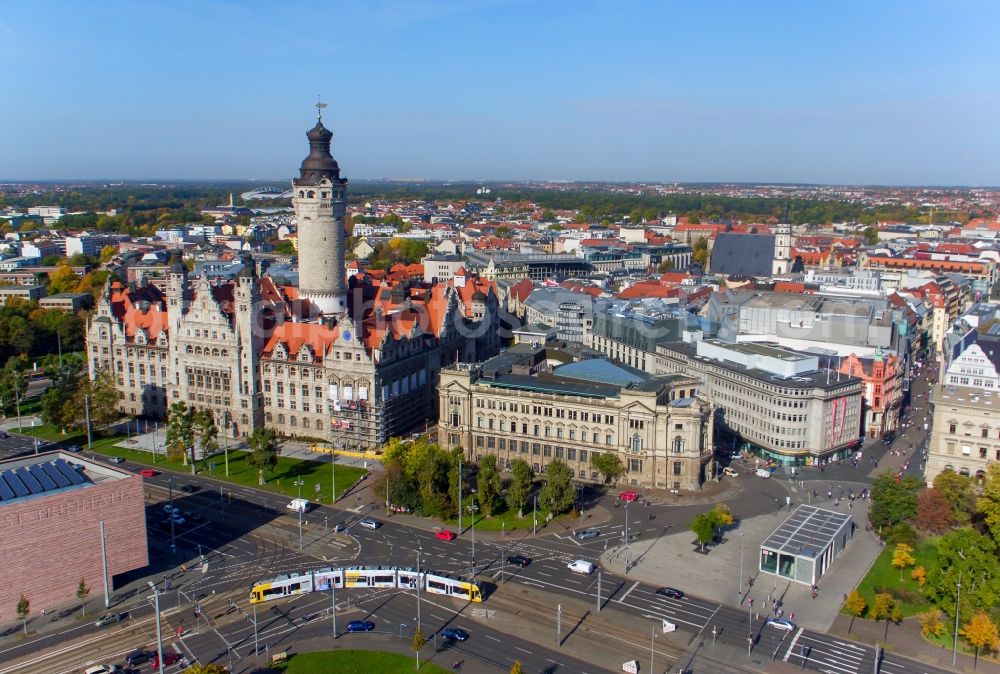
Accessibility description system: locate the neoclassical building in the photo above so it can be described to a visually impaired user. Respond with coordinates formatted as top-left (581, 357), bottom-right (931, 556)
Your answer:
top-left (438, 343), bottom-right (715, 490)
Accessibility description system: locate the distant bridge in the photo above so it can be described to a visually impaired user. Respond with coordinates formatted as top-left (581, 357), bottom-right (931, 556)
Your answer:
top-left (241, 186), bottom-right (294, 200)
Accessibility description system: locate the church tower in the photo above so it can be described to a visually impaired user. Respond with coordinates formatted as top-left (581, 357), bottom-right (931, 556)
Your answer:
top-left (292, 104), bottom-right (348, 316)
top-left (772, 223), bottom-right (791, 275)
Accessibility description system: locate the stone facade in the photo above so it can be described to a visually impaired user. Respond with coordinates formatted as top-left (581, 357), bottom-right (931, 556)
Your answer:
top-left (926, 383), bottom-right (1000, 484)
top-left (438, 351), bottom-right (714, 490)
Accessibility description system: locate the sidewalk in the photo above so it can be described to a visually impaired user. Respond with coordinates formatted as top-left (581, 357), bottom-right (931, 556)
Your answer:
top-left (600, 498), bottom-right (881, 633)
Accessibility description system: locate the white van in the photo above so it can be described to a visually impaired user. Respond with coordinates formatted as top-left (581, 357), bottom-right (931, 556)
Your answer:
top-left (567, 559), bottom-right (595, 575)
top-left (286, 498), bottom-right (311, 513)
top-left (755, 467), bottom-right (771, 479)
top-left (723, 467), bottom-right (740, 478)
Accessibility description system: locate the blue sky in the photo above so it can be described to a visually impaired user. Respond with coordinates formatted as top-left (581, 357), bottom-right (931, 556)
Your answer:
top-left (1, 0), bottom-right (997, 184)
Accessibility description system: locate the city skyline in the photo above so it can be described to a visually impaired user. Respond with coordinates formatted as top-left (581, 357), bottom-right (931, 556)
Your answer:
top-left (1, 0), bottom-right (998, 185)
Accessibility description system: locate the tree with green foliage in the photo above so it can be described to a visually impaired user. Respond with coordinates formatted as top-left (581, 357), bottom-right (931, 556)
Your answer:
top-left (183, 665), bottom-right (229, 674)
top-left (508, 459), bottom-right (534, 517)
top-left (412, 626), bottom-right (425, 668)
top-left (591, 452), bottom-right (625, 485)
top-left (40, 365), bottom-right (83, 432)
top-left (863, 226), bottom-right (880, 245)
top-left (476, 454), bottom-right (502, 517)
top-left (691, 236), bottom-right (710, 266)
top-left (539, 459), bottom-right (576, 516)
top-left (77, 578), bottom-right (90, 617)
top-left (193, 408), bottom-right (219, 460)
top-left (99, 245), bottom-right (118, 262)
top-left (0, 359), bottom-right (28, 417)
top-left (844, 591), bottom-right (867, 633)
top-left (247, 428), bottom-right (278, 477)
top-left (927, 527), bottom-right (1000, 625)
top-left (540, 209), bottom-right (557, 223)
top-left (16, 594), bottom-right (29, 634)
top-left (933, 470), bottom-right (976, 524)
top-left (977, 464), bottom-right (1000, 541)
top-left (689, 512), bottom-right (715, 552)
top-left (868, 472), bottom-right (921, 530)
top-left (494, 226), bottom-right (512, 238)
top-left (166, 402), bottom-right (195, 464)
top-left (270, 239), bottom-right (296, 255)
top-left (73, 369), bottom-right (120, 431)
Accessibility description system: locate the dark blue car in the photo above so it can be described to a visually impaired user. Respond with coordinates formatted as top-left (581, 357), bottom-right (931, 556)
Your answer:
top-left (347, 620), bottom-right (375, 632)
top-left (440, 627), bottom-right (469, 641)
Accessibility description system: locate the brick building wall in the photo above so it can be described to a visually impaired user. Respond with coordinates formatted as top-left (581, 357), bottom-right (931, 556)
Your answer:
top-left (0, 475), bottom-right (148, 614)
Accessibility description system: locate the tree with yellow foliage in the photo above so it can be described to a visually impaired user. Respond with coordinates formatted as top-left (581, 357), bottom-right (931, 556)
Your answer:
top-left (843, 591), bottom-right (867, 633)
top-left (920, 610), bottom-right (946, 639)
top-left (183, 664), bottom-right (228, 674)
top-left (891, 542), bottom-right (916, 581)
top-left (47, 263), bottom-right (80, 295)
top-left (961, 611), bottom-right (1000, 668)
top-left (910, 565), bottom-right (926, 587)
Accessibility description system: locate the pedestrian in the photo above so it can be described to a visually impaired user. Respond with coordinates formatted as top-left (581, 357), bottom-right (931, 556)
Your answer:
top-left (790, 612), bottom-right (795, 622)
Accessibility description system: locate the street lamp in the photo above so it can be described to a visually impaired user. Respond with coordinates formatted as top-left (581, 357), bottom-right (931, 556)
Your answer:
top-left (294, 478), bottom-right (304, 549)
top-left (623, 499), bottom-right (630, 573)
top-left (467, 497), bottom-right (479, 577)
top-left (148, 582), bottom-right (164, 672)
top-left (331, 447), bottom-right (337, 503)
top-left (222, 411), bottom-right (230, 477)
top-left (952, 571), bottom-right (962, 667)
top-left (739, 531), bottom-right (745, 599)
top-left (416, 547), bottom-right (423, 635)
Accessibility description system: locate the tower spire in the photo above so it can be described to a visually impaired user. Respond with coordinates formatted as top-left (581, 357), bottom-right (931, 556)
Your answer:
top-left (315, 95), bottom-right (327, 122)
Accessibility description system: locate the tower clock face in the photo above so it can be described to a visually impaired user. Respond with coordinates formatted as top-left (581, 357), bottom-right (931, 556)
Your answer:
top-left (343, 330), bottom-right (352, 342)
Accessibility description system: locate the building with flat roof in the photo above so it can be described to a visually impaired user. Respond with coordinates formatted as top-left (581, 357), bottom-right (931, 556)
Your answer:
top-left (926, 383), bottom-right (1000, 484)
top-left (438, 344), bottom-right (715, 490)
top-left (656, 340), bottom-right (864, 465)
top-left (759, 504), bottom-right (855, 586)
top-left (0, 284), bottom-right (45, 303)
top-left (0, 453), bottom-right (148, 614)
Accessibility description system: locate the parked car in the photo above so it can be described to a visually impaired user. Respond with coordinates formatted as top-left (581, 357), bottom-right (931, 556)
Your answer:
top-left (94, 612), bottom-right (126, 628)
top-left (568, 559), bottom-right (596, 574)
top-left (333, 522), bottom-right (346, 533)
top-left (440, 627), bottom-right (469, 641)
top-left (575, 529), bottom-right (599, 540)
top-left (123, 650), bottom-right (151, 667)
top-left (435, 529), bottom-right (456, 541)
top-left (617, 491), bottom-right (638, 502)
top-left (185, 511), bottom-right (202, 522)
top-left (179, 484), bottom-right (198, 493)
top-left (66, 444), bottom-right (81, 452)
top-left (766, 618), bottom-right (796, 631)
top-left (506, 555), bottom-right (531, 567)
top-left (754, 467), bottom-right (772, 479)
top-left (347, 620), bottom-right (375, 632)
top-left (722, 467), bottom-right (740, 478)
top-left (656, 587), bottom-right (684, 599)
top-left (150, 652), bottom-right (182, 669)
top-left (140, 469), bottom-right (158, 477)
top-left (359, 519), bottom-right (380, 530)
top-left (84, 666), bottom-right (122, 674)
top-left (108, 457), bottom-right (125, 464)
top-left (0, 430), bottom-right (10, 439)
top-left (163, 504), bottom-right (178, 515)
top-left (170, 514), bottom-right (186, 526)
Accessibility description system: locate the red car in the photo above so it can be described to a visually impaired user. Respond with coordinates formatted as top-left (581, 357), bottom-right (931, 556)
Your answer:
top-left (435, 529), bottom-right (456, 541)
top-left (151, 651), bottom-right (182, 669)
top-left (140, 469), bottom-right (158, 478)
top-left (618, 491), bottom-right (638, 502)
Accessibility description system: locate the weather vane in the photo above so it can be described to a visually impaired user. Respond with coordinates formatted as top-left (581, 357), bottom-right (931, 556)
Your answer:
top-left (315, 95), bottom-right (327, 121)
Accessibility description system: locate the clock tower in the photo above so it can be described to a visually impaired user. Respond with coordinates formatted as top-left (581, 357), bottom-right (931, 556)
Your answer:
top-left (292, 102), bottom-right (348, 317)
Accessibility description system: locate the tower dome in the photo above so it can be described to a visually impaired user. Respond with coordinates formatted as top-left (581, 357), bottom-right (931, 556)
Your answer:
top-left (296, 120), bottom-right (342, 186)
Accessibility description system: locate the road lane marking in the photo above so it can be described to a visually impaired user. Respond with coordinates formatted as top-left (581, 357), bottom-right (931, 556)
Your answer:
top-left (783, 627), bottom-right (803, 662)
top-left (619, 581), bottom-right (639, 601)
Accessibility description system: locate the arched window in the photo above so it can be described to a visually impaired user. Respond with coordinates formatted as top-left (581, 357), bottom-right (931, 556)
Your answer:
top-left (673, 436), bottom-right (684, 453)
top-left (290, 416), bottom-right (297, 427)
top-left (307, 190), bottom-right (315, 198)
top-left (959, 466), bottom-right (970, 476)
top-left (186, 345), bottom-right (193, 354)
top-left (303, 418), bottom-right (311, 429)
top-left (277, 414), bottom-right (285, 424)
top-left (632, 433), bottom-right (642, 453)
top-left (221, 350), bottom-right (228, 357)
top-left (298, 190), bottom-right (304, 198)
top-left (265, 412), bottom-right (272, 422)
top-left (212, 348), bottom-right (220, 357)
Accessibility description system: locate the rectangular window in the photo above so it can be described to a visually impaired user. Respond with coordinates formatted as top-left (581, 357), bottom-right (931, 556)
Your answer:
top-left (673, 461), bottom-right (682, 476)
top-left (580, 449), bottom-right (588, 463)
top-left (476, 436), bottom-right (484, 448)
top-left (567, 448), bottom-right (576, 461)
top-left (532, 443), bottom-right (540, 455)
top-left (983, 428), bottom-right (989, 439)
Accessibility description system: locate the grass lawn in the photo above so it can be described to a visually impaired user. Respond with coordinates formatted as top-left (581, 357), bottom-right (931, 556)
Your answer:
top-left (440, 500), bottom-right (580, 533)
top-left (17, 422), bottom-right (83, 443)
top-left (280, 650), bottom-right (450, 674)
top-left (85, 438), bottom-right (365, 503)
top-left (852, 538), bottom-right (939, 617)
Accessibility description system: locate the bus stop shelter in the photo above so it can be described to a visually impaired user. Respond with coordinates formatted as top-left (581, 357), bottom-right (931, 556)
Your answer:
top-left (759, 504), bottom-right (855, 586)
